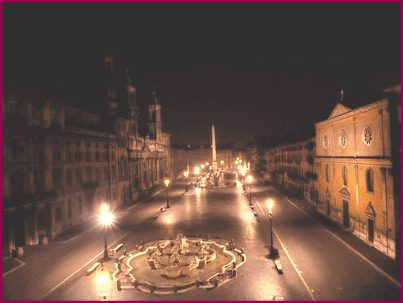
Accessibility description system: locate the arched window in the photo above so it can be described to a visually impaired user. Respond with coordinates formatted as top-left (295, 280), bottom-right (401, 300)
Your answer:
top-left (10, 171), bottom-right (24, 195)
top-left (325, 164), bottom-right (329, 182)
top-left (366, 168), bottom-right (374, 192)
top-left (342, 166), bottom-right (348, 186)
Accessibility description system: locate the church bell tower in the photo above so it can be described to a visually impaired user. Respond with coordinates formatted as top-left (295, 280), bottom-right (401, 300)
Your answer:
top-left (104, 45), bottom-right (118, 116)
top-left (148, 87), bottom-right (162, 140)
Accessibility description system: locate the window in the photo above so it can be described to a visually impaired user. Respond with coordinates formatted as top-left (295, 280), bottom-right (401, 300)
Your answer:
top-left (33, 145), bottom-right (42, 162)
top-left (96, 168), bottom-right (101, 182)
top-left (78, 197), bottom-right (83, 215)
top-left (53, 146), bottom-right (61, 162)
top-left (325, 164), bottom-right (329, 182)
top-left (32, 104), bottom-right (42, 121)
top-left (104, 168), bottom-right (109, 182)
top-left (362, 127), bottom-right (373, 146)
top-left (67, 199), bottom-right (73, 219)
top-left (66, 170), bottom-right (73, 187)
top-left (12, 141), bottom-right (25, 161)
top-left (34, 170), bottom-right (43, 193)
top-left (339, 130), bottom-right (347, 149)
top-left (76, 169), bottom-right (82, 185)
top-left (10, 171), bottom-right (24, 195)
top-left (342, 166), bottom-right (348, 186)
top-left (86, 167), bottom-right (92, 182)
top-left (75, 150), bottom-right (82, 161)
top-left (112, 165), bottom-right (117, 181)
top-left (86, 150), bottom-right (91, 162)
top-left (52, 168), bottom-right (62, 190)
top-left (56, 206), bottom-right (62, 222)
top-left (366, 168), bottom-right (374, 192)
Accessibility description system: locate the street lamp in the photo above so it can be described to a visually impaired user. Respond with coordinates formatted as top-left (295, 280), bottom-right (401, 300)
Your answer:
top-left (201, 163), bottom-right (205, 170)
top-left (98, 203), bottom-right (114, 261)
top-left (247, 175), bottom-right (253, 204)
top-left (183, 170), bottom-right (189, 192)
top-left (194, 166), bottom-right (200, 184)
top-left (205, 161), bottom-right (209, 166)
top-left (96, 264), bottom-right (111, 300)
top-left (267, 198), bottom-right (279, 259)
top-left (164, 177), bottom-right (170, 208)
top-left (220, 160), bottom-right (224, 170)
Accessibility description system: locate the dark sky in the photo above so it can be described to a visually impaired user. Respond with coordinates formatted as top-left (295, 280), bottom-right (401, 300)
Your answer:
top-left (3, 3), bottom-right (400, 145)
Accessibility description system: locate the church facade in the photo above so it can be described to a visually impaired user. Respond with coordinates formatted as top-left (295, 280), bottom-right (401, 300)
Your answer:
top-left (315, 87), bottom-right (400, 259)
top-left (263, 85), bottom-right (400, 258)
top-left (2, 50), bottom-right (172, 256)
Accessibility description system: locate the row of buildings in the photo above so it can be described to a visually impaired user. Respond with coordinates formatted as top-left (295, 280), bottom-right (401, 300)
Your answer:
top-left (254, 85), bottom-right (400, 259)
top-left (3, 49), bottom-right (173, 256)
top-left (171, 143), bottom-right (245, 175)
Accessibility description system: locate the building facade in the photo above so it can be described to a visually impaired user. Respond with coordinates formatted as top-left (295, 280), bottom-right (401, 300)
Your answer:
top-left (266, 137), bottom-right (317, 202)
top-left (171, 145), bottom-right (237, 176)
top-left (264, 85), bottom-right (400, 259)
top-left (315, 89), bottom-right (400, 259)
top-left (3, 51), bottom-right (172, 256)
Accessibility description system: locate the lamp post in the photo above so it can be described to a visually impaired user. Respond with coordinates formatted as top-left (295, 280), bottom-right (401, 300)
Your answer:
top-left (164, 177), bottom-right (170, 208)
top-left (220, 160), bottom-right (224, 170)
top-left (96, 264), bottom-right (111, 300)
top-left (194, 166), bottom-right (200, 184)
top-left (267, 198), bottom-right (279, 259)
top-left (183, 170), bottom-right (189, 192)
top-left (241, 168), bottom-right (246, 189)
top-left (247, 175), bottom-right (253, 205)
top-left (98, 203), bottom-right (114, 261)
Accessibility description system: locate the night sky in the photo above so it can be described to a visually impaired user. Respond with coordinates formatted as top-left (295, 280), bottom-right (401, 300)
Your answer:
top-left (3, 3), bottom-right (400, 145)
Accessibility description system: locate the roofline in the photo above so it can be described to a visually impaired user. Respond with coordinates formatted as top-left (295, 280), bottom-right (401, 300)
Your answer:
top-left (315, 98), bottom-right (389, 128)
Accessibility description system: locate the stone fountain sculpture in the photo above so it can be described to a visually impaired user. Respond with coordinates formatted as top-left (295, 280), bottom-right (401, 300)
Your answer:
top-left (144, 234), bottom-right (216, 278)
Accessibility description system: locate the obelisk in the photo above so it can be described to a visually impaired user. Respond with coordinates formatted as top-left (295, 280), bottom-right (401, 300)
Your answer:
top-left (211, 123), bottom-right (218, 171)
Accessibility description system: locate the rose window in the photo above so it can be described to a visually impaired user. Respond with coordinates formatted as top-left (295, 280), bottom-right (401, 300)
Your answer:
top-left (363, 127), bottom-right (372, 146)
top-left (339, 130), bottom-right (347, 148)
top-left (323, 135), bottom-right (329, 149)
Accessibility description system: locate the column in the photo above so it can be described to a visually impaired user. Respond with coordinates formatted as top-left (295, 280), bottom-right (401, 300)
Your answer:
top-left (31, 204), bottom-right (39, 245)
top-left (355, 163), bottom-right (361, 231)
top-left (156, 159), bottom-right (160, 182)
top-left (49, 202), bottom-right (57, 238)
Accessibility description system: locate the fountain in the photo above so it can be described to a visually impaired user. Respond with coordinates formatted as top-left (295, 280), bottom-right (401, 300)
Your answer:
top-left (113, 234), bottom-right (246, 294)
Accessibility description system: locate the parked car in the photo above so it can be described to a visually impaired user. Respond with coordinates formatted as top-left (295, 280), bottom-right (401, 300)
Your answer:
top-left (199, 180), bottom-right (207, 188)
